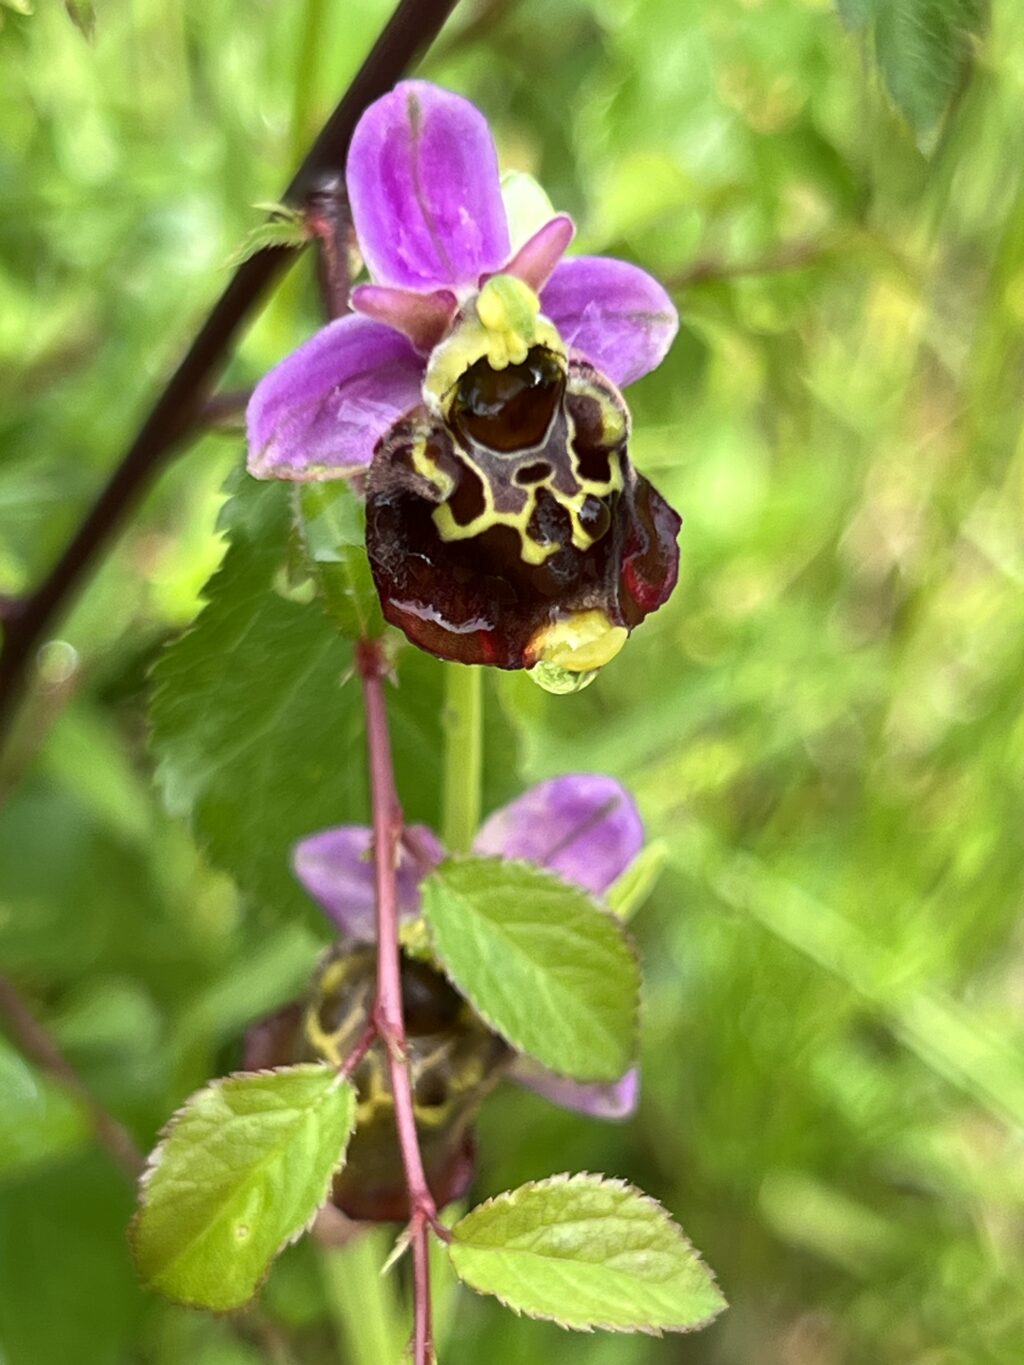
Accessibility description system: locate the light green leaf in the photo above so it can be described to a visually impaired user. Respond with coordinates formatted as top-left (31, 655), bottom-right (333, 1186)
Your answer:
top-left (875, 0), bottom-right (988, 147)
top-left (224, 203), bottom-right (309, 268)
top-left (606, 840), bottom-right (668, 922)
top-left (63, 0), bottom-right (95, 39)
top-left (296, 482), bottom-right (383, 640)
top-left (132, 1064), bottom-right (355, 1311)
top-left (0, 1038), bottom-right (90, 1179)
top-left (449, 1174), bottom-right (726, 1334)
top-left (421, 857), bottom-right (638, 1081)
top-left (835, 0), bottom-right (873, 29)
top-left (500, 171), bottom-right (556, 253)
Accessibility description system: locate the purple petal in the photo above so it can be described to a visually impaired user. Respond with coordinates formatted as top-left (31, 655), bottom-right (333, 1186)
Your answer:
top-left (540, 256), bottom-right (678, 388)
top-left (351, 283), bottom-right (459, 354)
top-left (500, 214), bottom-right (575, 292)
top-left (510, 1058), bottom-right (639, 1120)
top-left (473, 774), bottom-right (644, 897)
top-left (292, 824), bottom-right (444, 940)
top-left (347, 81), bottom-right (510, 292)
top-left (247, 315), bottom-right (425, 479)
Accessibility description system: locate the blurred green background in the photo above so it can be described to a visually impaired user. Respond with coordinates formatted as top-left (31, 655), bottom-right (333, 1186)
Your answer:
top-left (2, 0), bottom-right (1023, 1361)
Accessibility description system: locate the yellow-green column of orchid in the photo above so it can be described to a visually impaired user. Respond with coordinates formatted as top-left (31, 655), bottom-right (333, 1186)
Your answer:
top-left (442, 664), bottom-right (483, 853)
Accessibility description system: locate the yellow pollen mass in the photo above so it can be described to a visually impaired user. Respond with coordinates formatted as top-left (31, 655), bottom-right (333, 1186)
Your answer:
top-left (475, 274), bottom-right (540, 339)
top-left (528, 609), bottom-right (628, 673)
top-left (423, 274), bottom-right (566, 414)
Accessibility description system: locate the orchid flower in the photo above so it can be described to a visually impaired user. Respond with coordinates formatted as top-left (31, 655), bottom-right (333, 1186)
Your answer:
top-left (246, 82), bottom-right (681, 689)
top-left (244, 775), bottom-right (642, 1221)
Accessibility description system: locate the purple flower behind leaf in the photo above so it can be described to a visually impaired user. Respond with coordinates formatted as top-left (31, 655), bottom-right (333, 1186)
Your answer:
top-left (243, 774), bottom-right (642, 1221)
top-left (246, 81), bottom-right (682, 685)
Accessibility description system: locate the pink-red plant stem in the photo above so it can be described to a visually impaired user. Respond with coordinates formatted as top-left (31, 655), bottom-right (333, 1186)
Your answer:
top-left (357, 638), bottom-right (437, 1365)
top-left (338, 1018), bottom-right (378, 1082)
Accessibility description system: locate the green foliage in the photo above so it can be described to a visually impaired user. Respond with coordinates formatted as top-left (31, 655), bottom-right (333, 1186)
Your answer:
top-left (422, 857), bottom-right (638, 1082)
top-left (449, 1175), bottom-right (726, 1333)
top-left (836, 0), bottom-right (872, 28)
top-left (836, 0), bottom-right (990, 146)
top-left (0, 1037), bottom-right (89, 1178)
top-left (4, 0), bottom-right (1024, 1360)
top-left (62, 0), bottom-right (94, 41)
top-left (149, 478), bottom-right (356, 924)
top-left (132, 1065), bottom-right (356, 1311)
top-left (0, 1155), bottom-right (141, 1365)
top-left (605, 841), bottom-right (668, 922)
top-left (296, 481), bottom-right (383, 640)
top-left (149, 476), bottom-right (443, 926)
top-left (225, 203), bottom-right (311, 268)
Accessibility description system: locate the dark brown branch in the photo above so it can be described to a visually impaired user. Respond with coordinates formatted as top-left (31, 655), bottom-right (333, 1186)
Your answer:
top-left (0, 971), bottom-right (144, 1178)
top-left (306, 180), bottom-right (355, 321)
top-left (0, 0), bottom-right (462, 750)
top-left (198, 388), bottom-right (254, 431)
top-left (667, 235), bottom-right (836, 290)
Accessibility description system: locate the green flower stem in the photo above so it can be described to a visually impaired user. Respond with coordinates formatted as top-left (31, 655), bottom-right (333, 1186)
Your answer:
top-left (290, 0), bottom-right (329, 164)
top-left (442, 664), bottom-right (483, 852)
top-left (321, 1233), bottom-right (407, 1365)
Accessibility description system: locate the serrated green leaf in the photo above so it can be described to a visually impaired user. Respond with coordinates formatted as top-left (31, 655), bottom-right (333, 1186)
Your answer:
top-left (421, 857), bottom-right (638, 1081)
top-left (224, 205), bottom-right (308, 268)
top-left (296, 482), bottom-right (383, 640)
top-left (449, 1174), bottom-right (726, 1334)
top-left (865, 0), bottom-right (989, 148)
top-left (149, 476), bottom-right (444, 926)
top-left (132, 1064), bottom-right (355, 1311)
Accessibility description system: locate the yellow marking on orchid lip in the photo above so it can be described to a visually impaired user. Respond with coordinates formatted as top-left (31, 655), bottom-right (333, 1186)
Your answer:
top-left (528, 609), bottom-right (628, 673)
top-left (409, 435), bottom-right (454, 497)
top-left (569, 373), bottom-right (631, 446)
top-left (355, 1061), bottom-right (393, 1124)
top-left (559, 486), bottom-right (601, 551)
top-left (425, 387), bottom-right (625, 565)
top-left (318, 958), bottom-right (350, 996)
top-left (432, 498), bottom-right (561, 565)
top-left (305, 1003), bottom-right (343, 1066)
top-left (430, 449), bottom-right (562, 564)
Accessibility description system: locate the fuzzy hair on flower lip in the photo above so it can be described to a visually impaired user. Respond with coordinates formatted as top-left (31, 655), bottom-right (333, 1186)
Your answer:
top-left (245, 81), bottom-right (682, 679)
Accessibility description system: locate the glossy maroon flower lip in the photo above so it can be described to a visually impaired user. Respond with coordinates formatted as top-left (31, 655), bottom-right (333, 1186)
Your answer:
top-left (245, 81), bottom-right (681, 679)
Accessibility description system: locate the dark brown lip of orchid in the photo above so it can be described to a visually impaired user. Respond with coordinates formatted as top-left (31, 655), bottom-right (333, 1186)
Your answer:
top-left (364, 354), bottom-right (680, 671)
